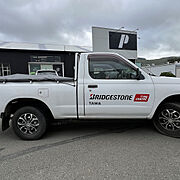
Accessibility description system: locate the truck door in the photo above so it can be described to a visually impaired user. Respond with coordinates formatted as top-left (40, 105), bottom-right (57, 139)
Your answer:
top-left (84, 54), bottom-right (154, 119)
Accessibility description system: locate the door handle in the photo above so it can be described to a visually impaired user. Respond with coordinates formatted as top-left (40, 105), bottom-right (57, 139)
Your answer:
top-left (88, 85), bottom-right (98, 88)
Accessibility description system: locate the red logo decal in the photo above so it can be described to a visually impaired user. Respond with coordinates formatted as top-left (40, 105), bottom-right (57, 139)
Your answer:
top-left (134, 94), bottom-right (150, 102)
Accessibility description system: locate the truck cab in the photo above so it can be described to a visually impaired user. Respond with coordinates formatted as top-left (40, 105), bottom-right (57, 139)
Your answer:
top-left (77, 53), bottom-right (154, 119)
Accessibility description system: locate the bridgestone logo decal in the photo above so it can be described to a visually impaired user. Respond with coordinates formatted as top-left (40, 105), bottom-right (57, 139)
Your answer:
top-left (134, 94), bottom-right (150, 102)
top-left (90, 94), bottom-right (133, 101)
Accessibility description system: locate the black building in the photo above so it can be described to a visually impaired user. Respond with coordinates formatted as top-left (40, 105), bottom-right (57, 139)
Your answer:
top-left (0, 42), bottom-right (91, 77)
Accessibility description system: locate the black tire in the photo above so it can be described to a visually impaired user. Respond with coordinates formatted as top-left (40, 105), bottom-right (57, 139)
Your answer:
top-left (153, 103), bottom-right (180, 138)
top-left (12, 106), bottom-right (47, 140)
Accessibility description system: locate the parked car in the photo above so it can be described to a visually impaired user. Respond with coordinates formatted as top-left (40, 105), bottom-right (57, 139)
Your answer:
top-left (36, 69), bottom-right (58, 76)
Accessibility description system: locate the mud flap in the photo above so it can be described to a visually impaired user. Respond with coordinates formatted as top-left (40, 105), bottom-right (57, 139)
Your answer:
top-left (1, 113), bottom-right (10, 131)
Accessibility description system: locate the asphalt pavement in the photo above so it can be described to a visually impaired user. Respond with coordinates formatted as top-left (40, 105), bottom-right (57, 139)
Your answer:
top-left (0, 119), bottom-right (180, 180)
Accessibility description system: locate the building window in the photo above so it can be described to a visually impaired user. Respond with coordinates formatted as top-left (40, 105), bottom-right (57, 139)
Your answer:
top-left (0, 64), bottom-right (11, 76)
top-left (29, 55), bottom-right (64, 76)
top-left (30, 55), bottom-right (62, 62)
top-left (28, 62), bottom-right (64, 76)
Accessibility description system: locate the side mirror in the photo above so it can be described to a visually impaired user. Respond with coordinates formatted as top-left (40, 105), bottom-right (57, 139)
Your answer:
top-left (136, 68), bottom-right (143, 80)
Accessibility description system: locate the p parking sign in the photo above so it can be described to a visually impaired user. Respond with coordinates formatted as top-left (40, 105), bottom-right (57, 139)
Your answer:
top-left (109, 32), bottom-right (137, 50)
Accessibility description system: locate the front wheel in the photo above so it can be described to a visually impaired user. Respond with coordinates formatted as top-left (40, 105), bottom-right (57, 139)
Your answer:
top-left (153, 103), bottom-right (180, 138)
top-left (12, 106), bottom-right (47, 140)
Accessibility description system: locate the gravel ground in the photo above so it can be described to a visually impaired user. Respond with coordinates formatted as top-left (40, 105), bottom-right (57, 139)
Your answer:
top-left (0, 119), bottom-right (180, 180)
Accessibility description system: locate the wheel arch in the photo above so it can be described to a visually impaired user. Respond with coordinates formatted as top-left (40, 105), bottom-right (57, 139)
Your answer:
top-left (2, 98), bottom-right (54, 131)
top-left (152, 94), bottom-right (180, 118)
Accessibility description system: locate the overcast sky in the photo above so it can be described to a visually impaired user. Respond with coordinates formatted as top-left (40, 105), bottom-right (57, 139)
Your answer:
top-left (0, 0), bottom-right (180, 59)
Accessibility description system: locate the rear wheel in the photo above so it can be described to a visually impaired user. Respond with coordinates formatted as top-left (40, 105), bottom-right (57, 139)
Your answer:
top-left (12, 106), bottom-right (47, 140)
top-left (153, 103), bottom-right (180, 138)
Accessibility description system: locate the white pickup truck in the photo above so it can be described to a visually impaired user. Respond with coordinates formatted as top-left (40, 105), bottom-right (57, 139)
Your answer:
top-left (1, 52), bottom-right (180, 140)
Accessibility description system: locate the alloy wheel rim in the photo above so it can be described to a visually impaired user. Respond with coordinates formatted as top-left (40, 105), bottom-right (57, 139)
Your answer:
top-left (158, 109), bottom-right (180, 131)
top-left (17, 113), bottom-right (40, 135)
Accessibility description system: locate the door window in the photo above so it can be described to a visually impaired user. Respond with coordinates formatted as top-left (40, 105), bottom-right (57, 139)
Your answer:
top-left (89, 57), bottom-right (137, 79)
